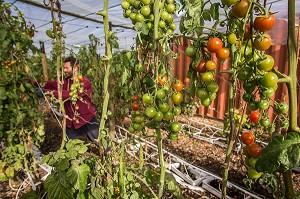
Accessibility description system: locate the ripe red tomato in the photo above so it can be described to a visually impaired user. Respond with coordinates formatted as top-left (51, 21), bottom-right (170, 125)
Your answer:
top-left (207, 37), bottom-right (223, 53)
top-left (205, 60), bottom-right (217, 70)
top-left (241, 132), bottom-right (255, 145)
top-left (185, 46), bottom-right (196, 57)
top-left (254, 34), bottom-right (272, 51)
top-left (216, 48), bottom-right (230, 60)
top-left (172, 92), bottom-right (183, 104)
top-left (196, 60), bottom-right (206, 73)
top-left (247, 143), bottom-right (262, 158)
top-left (231, 0), bottom-right (250, 18)
top-left (249, 111), bottom-right (260, 123)
top-left (254, 14), bottom-right (275, 32)
top-left (172, 80), bottom-right (184, 92)
top-left (132, 95), bottom-right (138, 102)
top-left (131, 103), bottom-right (140, 111)
top-left (158, 74), bottom-right (168, 86)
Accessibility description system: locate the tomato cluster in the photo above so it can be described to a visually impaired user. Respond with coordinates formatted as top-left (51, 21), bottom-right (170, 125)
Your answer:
top-left (241, 131), bottom-right (263, 179)
top-left (121, 0), bottom-right (177, 44)
top-left (128, 75), bottom-right (183, 139)
top-left (70, 75), bottom-right (84, 103)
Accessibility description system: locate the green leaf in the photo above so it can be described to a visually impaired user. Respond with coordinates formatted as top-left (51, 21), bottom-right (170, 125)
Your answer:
top-left (44, 173), bottom-right (74, 199)
top-left (130, 191), bottom-right (139, 199)
top-left (127, 172), bottom-right (133, 181)
top-left (165, 173), bottom-right (183, 199)
top-left (210, 3), bottom-right (220, 20)
top-left (67, 164), bottom-right (90, 193)
top-left (202, 10), bottom-right (211, 21)
top-left (58, 158), bottom-right (70, 171)
top-left (121, 67), bottom-right (129, 85)
top-left (256, 132), bottom-right (300, 173)
top-left (0, 29), bottom-right (7, 41)
top-left (23, 190), bottom-right (40, 199)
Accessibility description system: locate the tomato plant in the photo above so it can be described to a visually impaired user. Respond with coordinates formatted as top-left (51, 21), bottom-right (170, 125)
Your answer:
top-left (241, 132), bottom-right (255, 145)
top-left (254, 14), bottom-right (275, 32)
top-left (207, 37), bottom-right (223, 53)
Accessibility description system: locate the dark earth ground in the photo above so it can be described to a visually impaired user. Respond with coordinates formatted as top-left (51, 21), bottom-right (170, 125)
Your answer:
top-left (1, 113), bottom-right (299, 198)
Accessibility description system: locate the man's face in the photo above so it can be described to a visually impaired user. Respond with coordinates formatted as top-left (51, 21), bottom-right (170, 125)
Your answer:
top-left (64, 61), bottom-right (73, 78)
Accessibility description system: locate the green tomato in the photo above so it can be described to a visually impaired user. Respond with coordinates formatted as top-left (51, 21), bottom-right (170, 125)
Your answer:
top-left (154, 111), bottom-right (164, 121)
top-left (144, 107), bottom-right (156, 118)
top-left (172, 92), bottom-right (183, 105)
top-left (156, 89), bottom-right (166, 99)
top-left (196, 88), bottom-right (209, 100)
top-left (128, 126), bottom-right (135, 133)
top-left (248, 101), bottom-right (258, 111)
top-left (142, 93), bottom-right (153, 104)
top-left (185, 46), bottom-right (196, 57)
top-left (262, 87), bottom-right (275, 99)
top-left (173, 106), bottom-right (181, 115)
top-left (166, 3), bottom-right (176, 13)
top-left (121, 1), bottom-right (130, 10)
top-left (134, 116), bottom-right (144, 124)
top-left (133, 123), bottom-right (143, 131)
top-left (243, 81), bottom-right (256, 93)
top-left (171, 122), bottom-right (181, 133)
top-left (259, 117), bottom-right (270, 127)
top-left (163, 111), bottom-right (173, 120)
top-left (260, 72), bottom-right (278, 88)
top-left (237, 67), bottom-right (252, 81)
top-left (169, 132), bottom-right (178, 140)
top-left (207, 82), bottom-right (219, 93)
top-left (221, 0), bottom-right (238, 6)
top-left (242, 92), bottom-right (254, 102)
top-left (258, 55), bottom-right (274, 72)
top-left (141, 5), bottom-right (151, 16)
top-left (201, 98), bottom-right (212, 107)
top-left (201, 72), bottom-right (214, 83)
top-left (258, 99), bottom-right (270, 110)
top-left (276, 102), bottom-right (289, 114)
top-left (159, 102), bottom-right (169, 113)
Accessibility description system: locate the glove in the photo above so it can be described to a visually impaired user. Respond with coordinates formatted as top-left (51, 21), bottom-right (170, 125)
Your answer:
top-left (35, 88), bottom-right (45, 98)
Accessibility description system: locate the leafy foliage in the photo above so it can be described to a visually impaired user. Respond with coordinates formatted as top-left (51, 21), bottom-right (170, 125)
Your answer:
top-left (256, 132), bottom-right (300, 173)
top-left (0, 2), bottom-right (44, 182)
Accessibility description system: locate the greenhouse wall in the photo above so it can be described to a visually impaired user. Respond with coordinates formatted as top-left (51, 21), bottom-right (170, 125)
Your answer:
top-left (172, 37), bottom-right (300, 125)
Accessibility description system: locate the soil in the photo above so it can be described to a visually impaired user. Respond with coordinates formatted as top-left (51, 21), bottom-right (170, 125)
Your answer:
top-left (1, 113), bottom-right (299, 199)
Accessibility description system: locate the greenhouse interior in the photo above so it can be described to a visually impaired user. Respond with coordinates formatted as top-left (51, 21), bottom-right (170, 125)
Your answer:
top-left (1, 0), bottom-right (300, 198)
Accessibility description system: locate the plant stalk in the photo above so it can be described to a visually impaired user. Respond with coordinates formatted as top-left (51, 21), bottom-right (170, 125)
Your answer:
top-left (221, 45), bottom-right (237, 199)
top-left (156, 128), bottom-right (166, 198)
